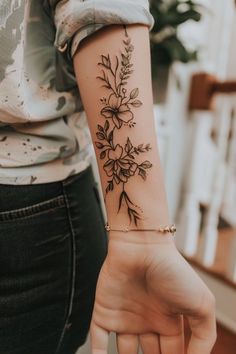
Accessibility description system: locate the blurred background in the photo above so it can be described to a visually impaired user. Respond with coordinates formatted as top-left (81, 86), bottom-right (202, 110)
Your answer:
top-left (80, 0), bottom-right (236, 353)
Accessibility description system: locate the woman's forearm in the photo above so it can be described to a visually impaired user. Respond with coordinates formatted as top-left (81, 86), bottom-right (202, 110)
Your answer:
top-left (73, 24), bottom-right (170, 234)
top-left (73, 25), bottom-right (217, 354)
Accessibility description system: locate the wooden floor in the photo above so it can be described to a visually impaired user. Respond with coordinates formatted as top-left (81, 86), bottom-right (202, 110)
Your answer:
top-left (186, 227), bottom-right (236, 288)
top-left (213, 324), bottom-right (236, 354)
top-left (184, 227), bottom-right (236, 353)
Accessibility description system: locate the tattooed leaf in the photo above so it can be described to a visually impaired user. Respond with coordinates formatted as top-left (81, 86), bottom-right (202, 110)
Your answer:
top-left (130, 88), bottom-right (139, 99)
top-left (125, 137), bottom-right (133, 153)
top-left (134, 215), bottom-right (139, 224)
top-left (96, 132), bottom-right (105, 140)
top-left (140, 160), bottom-right (152, 169)
top-left (138, 168), bottom-right (147, 180)
top-left (123, 38), bottom-right (131, 45)
top-left (100, 151), bottom-right (106, 159)
top-left (115, 56), bottom-right (119, 72)
top-left (123, 191), bottom-right (133, 205)
top-left (97, 124), bottom-right (104, 132)
top-left (95, 142), bottom-right (104, 149)
top-left (139, 145), bottom-right (147, 153)
top-left (131, 100), bottom-right (142, 108)
top-left (128, 207), bottom-right (141, 226)
top-left (125, 45), bottom-right (134, 53)
top-left (108, 130), bottom-right (113, 143)
top-left (104, 120), bottom-right (109, 132)
top-left (106, 180), bottom-right (114, 193)
top-left (130, 209), bottom-right (141, 216)
top-left (118, 191), bottom-right (125, 211)
top-left (121, 54), bottom-right (129, 65)
top-left (101, 55), bottom-right (111, 69)
top-left (96, 76), bottom-right (106, 82)
top-left (123, 170), bottom-right (130, 177)
top-left (138, 147), bottom-right (145, 153)
top-left (128, 208), bottom-right (132, 223)
top-left (114, 174), bottom-right (120, 184)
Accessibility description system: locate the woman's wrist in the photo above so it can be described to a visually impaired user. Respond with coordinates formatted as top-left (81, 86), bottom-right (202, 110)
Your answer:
top-left (106, 228), bottom-right (175, 246)
top-left (106, 230), bottom-right (177, 274)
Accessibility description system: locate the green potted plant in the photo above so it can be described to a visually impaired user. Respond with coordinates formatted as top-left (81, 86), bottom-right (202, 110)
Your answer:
top-left (149, 0), bottom-right (202, 103)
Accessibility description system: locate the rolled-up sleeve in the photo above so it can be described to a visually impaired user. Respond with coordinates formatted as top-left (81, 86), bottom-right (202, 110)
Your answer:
top-left (49, 0), bottom-right (154, 57)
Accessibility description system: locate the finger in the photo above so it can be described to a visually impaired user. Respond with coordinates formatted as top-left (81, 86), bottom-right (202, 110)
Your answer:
top-left (160, 317), bottom-right (184, 354)
top-left (139, 333), bottom-right (161, 354)
top-left (116, 334), bottom-right (139, 354)
top-left (187, 297), bottom-right (217, 354)
top-left (160, 332), bottom-right (184, 354)
top-left (90, 321), bottom-right (109, 354)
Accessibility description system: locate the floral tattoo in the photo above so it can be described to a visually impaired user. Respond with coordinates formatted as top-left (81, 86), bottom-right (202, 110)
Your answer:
top-left (95, 26), bottom-right (153, 226)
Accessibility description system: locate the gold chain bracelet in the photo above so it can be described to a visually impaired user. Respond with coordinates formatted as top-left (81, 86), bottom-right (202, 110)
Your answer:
top-left (104, 222), bottom-right (176, 235)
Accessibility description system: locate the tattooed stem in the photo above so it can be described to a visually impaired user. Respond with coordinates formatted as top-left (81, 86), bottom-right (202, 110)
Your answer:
top-left (118, 185), bottom-right (144, 225)
top-left (96, 69), bottom-right (117, 96)
top-left (110, 56), bottom-right (119, 95)
top-left (124, 25), bottom-right (128, 37)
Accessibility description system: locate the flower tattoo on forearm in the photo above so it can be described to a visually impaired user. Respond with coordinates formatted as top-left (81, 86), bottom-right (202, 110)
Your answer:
top-left (95, 26), bottom-right (153, 226)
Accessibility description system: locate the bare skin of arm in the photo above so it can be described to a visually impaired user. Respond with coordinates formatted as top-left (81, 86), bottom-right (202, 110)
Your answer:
top-left (73, 24), bottom-right (216, 354)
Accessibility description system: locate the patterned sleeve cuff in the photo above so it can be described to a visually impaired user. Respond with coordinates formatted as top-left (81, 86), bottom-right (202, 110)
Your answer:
top-left (71, 23), bottom-right (108, 57)
top-left (53, 0), bottom-right (155, 58)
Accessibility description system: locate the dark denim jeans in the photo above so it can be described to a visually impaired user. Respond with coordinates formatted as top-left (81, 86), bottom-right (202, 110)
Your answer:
top-left (0, 165), bottom-right (108, 354)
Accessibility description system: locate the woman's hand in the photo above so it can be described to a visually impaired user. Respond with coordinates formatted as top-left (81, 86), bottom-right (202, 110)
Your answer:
top-left (90, 234), bottom-right (216, 354)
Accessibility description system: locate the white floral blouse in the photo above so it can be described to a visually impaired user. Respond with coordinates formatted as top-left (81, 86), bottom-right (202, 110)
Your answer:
top-left (0, 0), bottom-right (154, 184)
